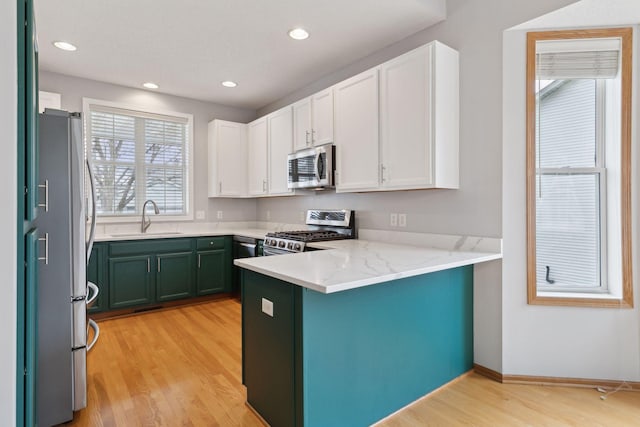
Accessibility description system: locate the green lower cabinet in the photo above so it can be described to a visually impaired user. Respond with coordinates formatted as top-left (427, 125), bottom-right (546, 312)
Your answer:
top-left (156, 251), bottom-right (194, 302)
top-left (196, 249), bottom-right (227, 295)
top-left (102, 236), bottom-right (233, 312)
top-left (242, 273), bottom-right (297, 427)
top-left (87, 243), bottom-right (107, 313)
top-left (109, 255), bottom-right (153, 309)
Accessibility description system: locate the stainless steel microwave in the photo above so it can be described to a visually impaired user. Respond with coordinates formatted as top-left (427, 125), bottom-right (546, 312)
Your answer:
top-left (287, 144), bottom-right (335, 189)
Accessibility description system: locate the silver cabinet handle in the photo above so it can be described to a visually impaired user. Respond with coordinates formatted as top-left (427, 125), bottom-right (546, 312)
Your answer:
top-left (38, 179), bottom-right (49, 212)
top-left (305, 130), bottom-right (310, 145)
top-left (147, 257), bottom-right (150, 273)
top-left (380, 164), bottom-right (386, 183)
top-left (198, 253), bottom-right (201, 268)
top-left (38, 232), bottom-right (49, 265)
top-left (311, 129), bottom-right (316, 143)
top-left (219, 182), bottom-right (222, 193)
top-left (87, 319), bottom-right (100, 352)
top-left (263, 179), bottom-right (267, 192)
top-left (157, 257), bottom-right (161, 273)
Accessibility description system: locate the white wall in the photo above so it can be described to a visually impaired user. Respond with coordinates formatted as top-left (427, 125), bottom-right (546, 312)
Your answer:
top-left (0, 0), bottom-right (17, 424)
top-left (502, 2), bottom-right (640, 380)
top-left (256, 0), bottom-right (575, 239)
top-left (39, 71), bottom-right (259, 223)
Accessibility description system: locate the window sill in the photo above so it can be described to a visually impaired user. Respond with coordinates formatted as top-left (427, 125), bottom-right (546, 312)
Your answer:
top-left (529, 291), bottom-right (633, 308)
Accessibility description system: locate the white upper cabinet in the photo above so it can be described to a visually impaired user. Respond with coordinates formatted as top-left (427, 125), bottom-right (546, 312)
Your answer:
top-left (335, 41), bottom-right (459, 193)
top-left (247, 117), bottom-right (268, 196)
top-left (334, 68), bottom-right (380, 192)
top-left (311, 88), bottom-right (334, 146)
top-left (292, 98), bottom-right (311, 152)
top-left (267, 107), bottom-right (294, 196)
top-left (208, 120), bottom-right (247, 197)
top-left (293, 88), bottom-right (334, 151)
top-left (208, 40), bottom-right (458, 199)
top-left (380, 42), bottom-right (459, 190)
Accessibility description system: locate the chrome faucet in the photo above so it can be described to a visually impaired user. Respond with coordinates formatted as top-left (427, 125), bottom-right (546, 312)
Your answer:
top-left (141, 200), bottom-right (160, 233)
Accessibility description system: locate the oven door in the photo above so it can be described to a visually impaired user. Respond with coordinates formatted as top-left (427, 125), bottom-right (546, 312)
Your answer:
top-left (287, 144), bottom-right (334, 189)
top-left (263, 246), bottom-right (294, 256)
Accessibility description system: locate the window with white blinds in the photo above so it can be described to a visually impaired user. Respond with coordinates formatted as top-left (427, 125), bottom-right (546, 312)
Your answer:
top-left (526, 28), bottom-right (633, 307)
top-left (85, 100), bottom-right (193, 219)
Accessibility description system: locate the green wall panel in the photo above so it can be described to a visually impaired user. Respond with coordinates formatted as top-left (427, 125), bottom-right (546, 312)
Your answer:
top-left (301, 266), bottom-right (474, 427)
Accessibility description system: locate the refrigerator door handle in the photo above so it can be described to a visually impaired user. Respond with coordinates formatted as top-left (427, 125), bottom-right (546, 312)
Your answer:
top-left (38, 232), bottom-right (49, 265)
top-left (86, 281), bottom-right (99, 308)
top-left (86, 159), bottom-right (97, 263)
top-left (87, 319), bottom-right (100, 352)
top-left (38, 179), bottom-right (49, 212)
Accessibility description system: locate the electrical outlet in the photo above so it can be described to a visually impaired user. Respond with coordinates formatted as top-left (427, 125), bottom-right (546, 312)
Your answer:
top-left (217, 210), bottom-right (223, 220)
top-left (398, 214), bottom-right (407, 227)
top-left (390, 213), bottom-right (398, 227)
top-left (261, 298), bottom-right (274, 317)
top-left (195, 210), bottom-right (205, 220)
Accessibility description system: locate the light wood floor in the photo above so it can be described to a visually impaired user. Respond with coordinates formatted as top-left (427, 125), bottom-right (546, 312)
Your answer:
top-left (69, 299), bottom-right (640, 426)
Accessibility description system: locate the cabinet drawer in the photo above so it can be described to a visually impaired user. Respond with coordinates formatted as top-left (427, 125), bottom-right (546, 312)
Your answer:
top-left (196, 236), bottom-right (226, 250)
top-left (110, 238), bottom-right (193, 256)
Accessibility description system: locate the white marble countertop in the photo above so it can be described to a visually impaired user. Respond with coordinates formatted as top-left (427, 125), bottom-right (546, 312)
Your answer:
top-left (94, 224), bottom-right (502, 295)
top-left (234, 237), bottom-right (502, 294)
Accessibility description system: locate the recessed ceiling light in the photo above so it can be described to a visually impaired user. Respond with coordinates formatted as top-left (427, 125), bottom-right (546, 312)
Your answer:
top-left (53, 41), bottom-right (77, 51)
top-left (143, 82), bottom-right (159, 89)
top-left (221, 81), bottom-right (238, 88)
top-left (288, 28), bottom-right (309, 40)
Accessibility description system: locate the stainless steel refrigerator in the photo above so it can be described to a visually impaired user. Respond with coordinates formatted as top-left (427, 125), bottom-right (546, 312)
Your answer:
top-left (35, 109), bottom-right (100, 426)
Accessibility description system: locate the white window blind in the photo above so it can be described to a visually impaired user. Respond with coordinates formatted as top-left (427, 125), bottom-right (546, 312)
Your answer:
top-left (88, 104), bottom-right (190, 217)
top-left (536, 38), bottom-right (621, 79)
top-left (535, 78), bottom-right (605, 291)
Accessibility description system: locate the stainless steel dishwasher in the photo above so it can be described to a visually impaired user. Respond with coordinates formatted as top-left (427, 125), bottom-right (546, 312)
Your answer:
top-left (233, 235), bottom-right (263, 296)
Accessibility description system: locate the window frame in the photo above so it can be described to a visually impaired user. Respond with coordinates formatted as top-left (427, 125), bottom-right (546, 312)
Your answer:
top-left (83, 98), bottom-right (195, 223)
top-left (526, 27), bottom-right (633, 308)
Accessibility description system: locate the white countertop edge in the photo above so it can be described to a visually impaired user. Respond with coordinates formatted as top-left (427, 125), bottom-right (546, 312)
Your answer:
top-left (94, 227), bottom-right (271, 242)
top-left (235, 251), bottom-right (502, 294)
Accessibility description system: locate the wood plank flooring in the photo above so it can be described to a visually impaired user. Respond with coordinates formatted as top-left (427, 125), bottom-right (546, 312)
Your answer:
top-left (69, 299), bottom-right (640, 426)
top-left (69, 299), bottom-right (262, 427)
top-left (377, 373), bottom-right (640, 427)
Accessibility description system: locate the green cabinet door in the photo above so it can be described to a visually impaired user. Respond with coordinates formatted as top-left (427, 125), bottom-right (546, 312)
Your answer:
top-left (242, 271), bottom-right (297, 427)
top-left (109, 255), bottom-right (153, 309)
top-left (156, 251), bottom-right (194, 302)
top-left (196, 249), bottom-right (227, 295)
top-left (87, 243), bottom-right (107, 313)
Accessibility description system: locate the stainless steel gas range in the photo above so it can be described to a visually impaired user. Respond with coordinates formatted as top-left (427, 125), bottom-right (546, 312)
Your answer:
top-left (263, 209), bottom-right (355, 256)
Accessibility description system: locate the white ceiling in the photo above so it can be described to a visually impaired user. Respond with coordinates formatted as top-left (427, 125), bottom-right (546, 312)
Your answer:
top-left (36, 0), bottom-right (446, 110)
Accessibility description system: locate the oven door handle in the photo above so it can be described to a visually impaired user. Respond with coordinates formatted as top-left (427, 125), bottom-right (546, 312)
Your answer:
top-left (263, 247), bottom-right (290, 256)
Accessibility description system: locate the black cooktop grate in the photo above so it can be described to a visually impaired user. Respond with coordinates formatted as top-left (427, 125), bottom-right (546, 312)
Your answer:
top-left (265, 230), bottom-right (350, 242)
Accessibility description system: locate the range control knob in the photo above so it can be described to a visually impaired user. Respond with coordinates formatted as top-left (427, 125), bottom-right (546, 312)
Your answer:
top-left (287, 242), bottom-right (294, 250)
top-left (278, 241), bottom-right (286, 248)
top-left (294, 243), bottom-right (302, 251)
